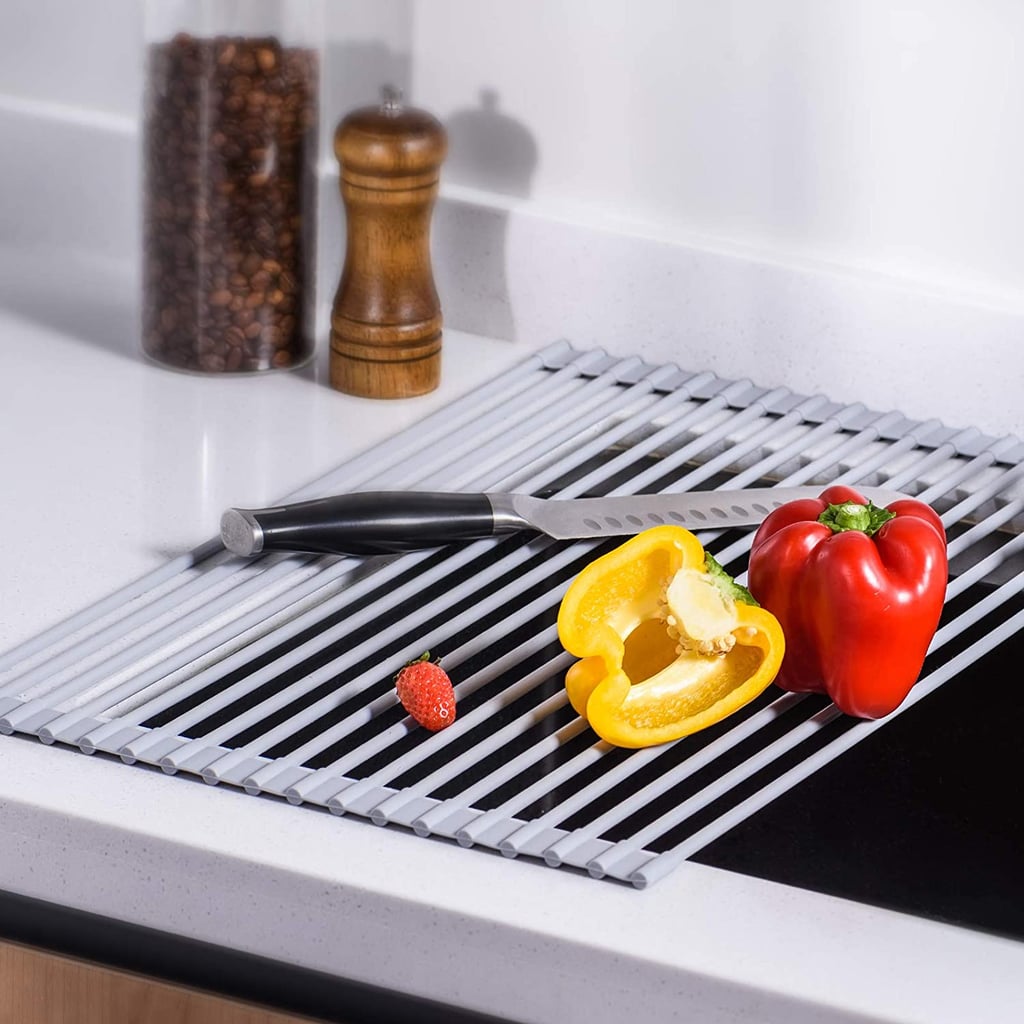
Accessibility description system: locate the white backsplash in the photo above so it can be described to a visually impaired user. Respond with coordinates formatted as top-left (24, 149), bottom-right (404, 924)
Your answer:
top-left (430, 188), bottom-right (1024, 439)
top-left (2, 0), bottom-right (1022, 438)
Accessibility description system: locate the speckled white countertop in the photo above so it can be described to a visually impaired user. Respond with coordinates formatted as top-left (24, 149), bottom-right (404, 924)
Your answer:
top-left (2, 258), bottom-right (1024, 1024)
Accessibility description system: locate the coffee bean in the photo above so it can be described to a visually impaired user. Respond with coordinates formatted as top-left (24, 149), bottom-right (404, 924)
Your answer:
top-left (200, 352), bottom-right (227, 372)
top-left (256, 47), bottom-right (277, 72)
top-left (240, 252), bottom-right (262, 275)
top-left (253, 222), bottom-right (276, 247)
top-left (142, 34), bottom-right (317, 372)
top-left (235, 49), bottom-right (257, 75)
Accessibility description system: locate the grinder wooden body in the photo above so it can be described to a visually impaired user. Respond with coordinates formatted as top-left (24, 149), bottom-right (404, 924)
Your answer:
top-left (330, 96), bottom-right (448, 398)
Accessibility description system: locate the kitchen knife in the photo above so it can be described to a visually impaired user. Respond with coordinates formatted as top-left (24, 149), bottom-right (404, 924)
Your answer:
top-left (219, 486), bottom-right (909, 557)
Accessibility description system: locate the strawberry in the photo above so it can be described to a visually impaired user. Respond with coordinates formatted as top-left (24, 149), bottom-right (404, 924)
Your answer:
top-left (395, 653), bottom-right (456, 731)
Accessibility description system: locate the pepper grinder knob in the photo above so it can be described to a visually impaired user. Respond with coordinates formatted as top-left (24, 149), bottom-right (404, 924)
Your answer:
top-left (330, 88), bottom-right (448, 398)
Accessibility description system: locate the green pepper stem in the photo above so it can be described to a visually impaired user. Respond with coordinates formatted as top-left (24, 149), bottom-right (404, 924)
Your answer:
top-left (818, 501), bottom-right (895, 536)
top-left (704, 552), bottom-right (759, 606)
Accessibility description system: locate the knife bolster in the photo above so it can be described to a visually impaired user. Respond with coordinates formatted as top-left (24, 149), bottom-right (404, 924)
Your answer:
top-left (486, 493), bottom-right (542, 535)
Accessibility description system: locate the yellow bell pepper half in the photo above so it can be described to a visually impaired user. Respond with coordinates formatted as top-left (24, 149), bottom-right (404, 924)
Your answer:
top-left (557, 525), bottom-right (784, 748)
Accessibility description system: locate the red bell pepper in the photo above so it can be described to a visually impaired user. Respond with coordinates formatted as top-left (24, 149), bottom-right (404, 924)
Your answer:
top-left (747, 485), bottom-right (947, 719)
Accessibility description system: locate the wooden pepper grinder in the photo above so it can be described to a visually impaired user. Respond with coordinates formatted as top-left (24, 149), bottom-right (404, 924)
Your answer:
top-left (330, 88), bottom-right (448, 398)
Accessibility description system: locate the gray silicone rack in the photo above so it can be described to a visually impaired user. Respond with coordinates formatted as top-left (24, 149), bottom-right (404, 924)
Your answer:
top-left (1, 341), bottom-right (1022, 888)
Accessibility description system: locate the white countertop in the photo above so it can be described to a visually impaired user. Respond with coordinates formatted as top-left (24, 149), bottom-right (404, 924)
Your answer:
top-left (2, 261), bottom-right (1024, 1024)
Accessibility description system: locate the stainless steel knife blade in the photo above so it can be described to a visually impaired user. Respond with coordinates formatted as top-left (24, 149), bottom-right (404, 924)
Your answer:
top-left (488, 486), bottom-right (911, 540)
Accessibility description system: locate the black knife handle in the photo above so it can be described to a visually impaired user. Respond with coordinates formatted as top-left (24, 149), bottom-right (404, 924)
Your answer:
top-left (220, 491), bottom-right (499, 557)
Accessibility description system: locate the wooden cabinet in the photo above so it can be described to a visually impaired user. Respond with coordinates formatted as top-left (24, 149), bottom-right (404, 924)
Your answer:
top-left (0, 940), bottom-right (322, 1024)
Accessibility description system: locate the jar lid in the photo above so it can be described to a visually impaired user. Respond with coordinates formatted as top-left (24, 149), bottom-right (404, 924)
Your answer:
top-left (335, 87), bottom-right (447, 185)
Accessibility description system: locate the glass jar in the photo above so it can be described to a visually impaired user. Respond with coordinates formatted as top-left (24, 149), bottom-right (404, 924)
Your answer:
top-left (141, 0), bottom-right (322, 373)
